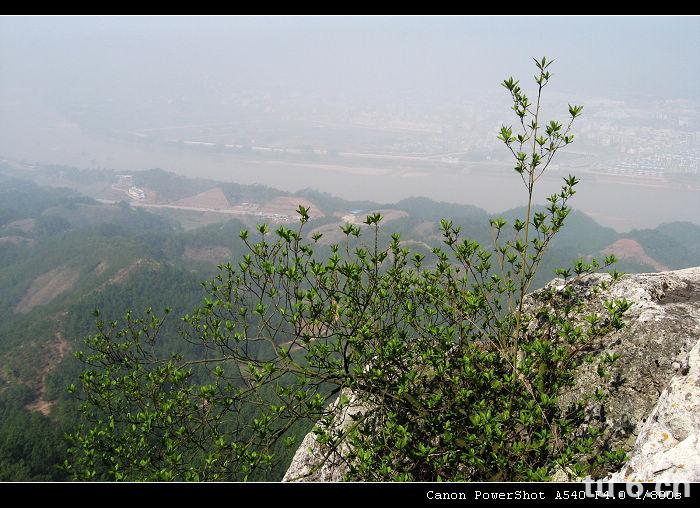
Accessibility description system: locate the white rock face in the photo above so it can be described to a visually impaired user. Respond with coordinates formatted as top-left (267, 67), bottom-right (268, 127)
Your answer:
top-left (282, 390), bottom-right (371, 482)
top-left (546, 267), bottom-right (700, 482)
top-left (556, 267), bottom-right (700, 456)
top-left (609, 339), bottom-right (700, 482)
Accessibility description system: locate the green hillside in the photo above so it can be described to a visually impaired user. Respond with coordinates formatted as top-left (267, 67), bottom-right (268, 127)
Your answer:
top-left (628, 222), bottom-right (700, 269)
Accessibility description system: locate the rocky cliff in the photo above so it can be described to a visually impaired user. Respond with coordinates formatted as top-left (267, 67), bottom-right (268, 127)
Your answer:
top-left (284, 267), bottom-right (700, 482)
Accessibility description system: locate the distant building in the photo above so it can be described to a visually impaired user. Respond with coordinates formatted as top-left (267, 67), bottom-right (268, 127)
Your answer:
top-left (128, 186), bottom-right (146, 200)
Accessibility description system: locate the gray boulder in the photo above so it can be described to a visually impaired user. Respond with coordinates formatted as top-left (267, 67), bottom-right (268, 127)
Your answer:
top-left (554, 267), bottom-right (700, 462)
top-left (608, 336), bottom-right (700, 481)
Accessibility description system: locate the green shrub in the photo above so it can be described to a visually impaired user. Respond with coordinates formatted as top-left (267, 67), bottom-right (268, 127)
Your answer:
top-left (66, 58), bottom-right (629, 481)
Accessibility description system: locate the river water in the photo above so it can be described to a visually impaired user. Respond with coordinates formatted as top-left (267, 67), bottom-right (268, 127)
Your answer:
top-left (1, 118), bottom-right (697, 233)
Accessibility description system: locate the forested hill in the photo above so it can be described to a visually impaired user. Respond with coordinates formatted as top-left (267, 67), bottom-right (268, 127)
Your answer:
top-left (0, 161), bottom-right (699, 480)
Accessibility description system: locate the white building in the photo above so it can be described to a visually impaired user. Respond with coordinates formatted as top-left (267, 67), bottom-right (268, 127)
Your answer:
top-left (128, 186), bottom-right (146, 200)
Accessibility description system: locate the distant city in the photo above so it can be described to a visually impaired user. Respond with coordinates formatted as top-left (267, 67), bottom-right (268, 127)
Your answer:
top-left (72, 88), bottom-right (700, 188)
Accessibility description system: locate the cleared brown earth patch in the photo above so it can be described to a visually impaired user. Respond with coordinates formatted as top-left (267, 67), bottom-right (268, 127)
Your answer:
top-left (412, 221), bottom-right (438, 238)
top-left (340, 208), bottom-right (408, 225)
top-left (14, 266), bottom-right (80, 314)
top-left (601, 238), bottom-right (669, 272)
top-left (173, 187), bottom-right (230, 209)
top-left (401, 239), bottom-right (433, 251)
top-left (183, 245), bottom-right (232, 264)
top-left (96, 258), bottom-right (158, 291)
top-left (94, 259), bottom-right (108, 276)
top-left (3, 218), bottom-right (36, 233)
top-left (0, 235), bottom-right (35, 247)
top-left (309, 209), bottom-right (411, 246)
top-left (263, 196), bottom-right (324, 219)
top-left (25, 315), bottom-right (70, 416)
top-left (375, 209), bottom-right (409, 223)
top-left (307, 223), bottom-right (349, 245)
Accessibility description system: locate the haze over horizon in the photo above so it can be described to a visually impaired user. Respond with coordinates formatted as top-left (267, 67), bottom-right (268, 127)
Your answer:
top-left (1, 15), bottom-right (699, 231)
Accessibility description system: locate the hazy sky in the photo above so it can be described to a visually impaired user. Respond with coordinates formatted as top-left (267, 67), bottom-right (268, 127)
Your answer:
top-left (1, 15), bottom-right (699, 101)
